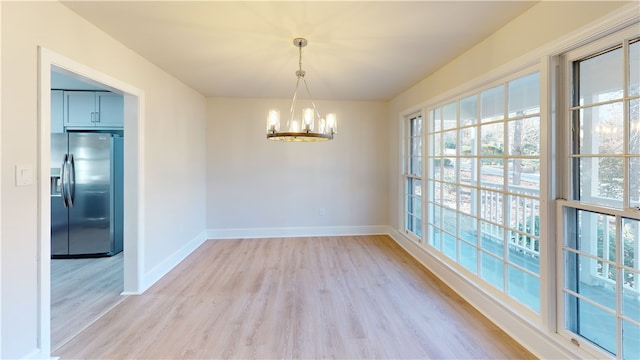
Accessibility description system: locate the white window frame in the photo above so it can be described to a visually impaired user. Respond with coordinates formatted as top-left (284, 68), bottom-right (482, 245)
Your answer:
top-left (402, 111), bottom-right (424, 242)
top-left (557, 24), bottom-right (640, 360)
top-left (423, 66), bottom-right (546, 320)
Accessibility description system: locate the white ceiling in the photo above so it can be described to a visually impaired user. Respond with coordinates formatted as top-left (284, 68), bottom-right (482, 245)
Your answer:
top-left (61, 1), bottom-right (537, 101)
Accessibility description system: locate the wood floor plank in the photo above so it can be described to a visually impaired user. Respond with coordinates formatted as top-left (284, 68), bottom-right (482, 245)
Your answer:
top-left (54, 235), bottom-right (536, 359)
top-left (51, 252), bottom-right (124, 351)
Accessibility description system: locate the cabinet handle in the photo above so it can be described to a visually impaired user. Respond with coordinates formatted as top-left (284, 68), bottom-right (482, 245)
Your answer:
top-left (95, 111), bottom-right (100, 123)
top-left (90, 112), bottom-right (95, 123)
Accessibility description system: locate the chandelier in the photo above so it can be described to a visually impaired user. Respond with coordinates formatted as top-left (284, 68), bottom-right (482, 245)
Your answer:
top-left (266, 38), bottom-right (337, 142)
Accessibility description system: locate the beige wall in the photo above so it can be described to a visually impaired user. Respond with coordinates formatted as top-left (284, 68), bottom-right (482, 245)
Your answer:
top-left (387, 1), bottom-right (632, 230)
top-left (207, 98), bottom-right (389, 233)
top-left (1, 2), bottom-right (206, 358)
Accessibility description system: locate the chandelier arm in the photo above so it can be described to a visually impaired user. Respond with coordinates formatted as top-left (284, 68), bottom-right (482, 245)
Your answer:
top-left (302, 77), bottom-right (322, 120)
top-left (288, 77), bottom-right (302, 128)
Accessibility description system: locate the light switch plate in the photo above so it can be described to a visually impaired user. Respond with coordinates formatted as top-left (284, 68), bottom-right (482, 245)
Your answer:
top-left (15, 164), bottom-right (34, 187)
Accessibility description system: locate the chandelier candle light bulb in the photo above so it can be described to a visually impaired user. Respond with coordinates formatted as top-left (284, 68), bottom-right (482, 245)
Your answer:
top-left (266, 38), bottom-right (337, 142)
top-left (290, 120), bottom-right (300, 133)
top-left (303, 108), bottom-right (314, 132)
top-left (326, 113), bottom-right (337, 134)
top-left (267, 109), bottom-right (280, 133)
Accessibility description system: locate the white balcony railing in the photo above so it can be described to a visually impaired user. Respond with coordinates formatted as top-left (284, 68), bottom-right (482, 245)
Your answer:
top-left (478, 183), bottom-right (540, 259)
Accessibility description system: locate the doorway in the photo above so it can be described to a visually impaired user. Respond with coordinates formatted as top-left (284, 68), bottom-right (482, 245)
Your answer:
top-left (38, 47), bottom-right (144, 357)
top-left (49, 68), bottom-right (124, 350)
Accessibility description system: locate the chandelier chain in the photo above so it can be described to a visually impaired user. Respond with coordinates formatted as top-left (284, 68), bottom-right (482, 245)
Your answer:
top-left (299, 43), bottom-right (303, 74)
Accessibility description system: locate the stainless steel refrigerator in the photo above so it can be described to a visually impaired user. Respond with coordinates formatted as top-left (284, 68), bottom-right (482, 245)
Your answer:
top-left (51, 132), bottom-right (123, 257)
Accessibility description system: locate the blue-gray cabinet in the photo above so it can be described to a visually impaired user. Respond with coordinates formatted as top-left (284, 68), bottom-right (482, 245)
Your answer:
top-left (65, 91), bottom-right (123, 129)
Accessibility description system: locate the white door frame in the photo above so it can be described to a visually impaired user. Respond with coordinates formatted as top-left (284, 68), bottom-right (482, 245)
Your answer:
top-left (37, 47), bottom-right (145, 357)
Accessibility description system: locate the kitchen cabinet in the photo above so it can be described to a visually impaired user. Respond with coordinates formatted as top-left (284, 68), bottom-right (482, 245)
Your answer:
top-left (65, 91), bottom-right (124, 129)
top-left (51, 90), bottom-right (64, 133)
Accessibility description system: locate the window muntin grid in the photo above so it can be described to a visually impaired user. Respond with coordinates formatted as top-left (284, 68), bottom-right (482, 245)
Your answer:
top-left (562, 34), bottom-right (640, 359)
top-left (404, 113), bottom-right (423, 238)
top-left (427, 71), bottom-right (541, 313)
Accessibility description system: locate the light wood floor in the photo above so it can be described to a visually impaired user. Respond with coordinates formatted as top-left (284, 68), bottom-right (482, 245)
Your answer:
top-left (54, 235), bottom-right (535, 359)
top-left (51, 252), bottom-right (125, 351)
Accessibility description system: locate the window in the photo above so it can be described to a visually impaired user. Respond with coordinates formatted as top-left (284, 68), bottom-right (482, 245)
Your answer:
top-left (426, 71), bottom-right (542, 312)
top-left (396, 12), bottom-right (639, 360)
top-left (404, 113), bottom-right (423, 238)
top-left (560, 28), bottom-right (639, 359)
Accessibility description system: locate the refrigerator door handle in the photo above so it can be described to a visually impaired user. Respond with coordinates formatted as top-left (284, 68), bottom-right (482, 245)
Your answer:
top-left (60, 154), bottom-right (69, 208)
top-left (68, 154), bottom-right (76, 207)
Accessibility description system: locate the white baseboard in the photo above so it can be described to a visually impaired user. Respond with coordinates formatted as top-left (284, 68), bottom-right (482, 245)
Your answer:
top-left (386, 227), bottom-right (591, 360)
top-left (120, 291), bottom-right (142, 296)
top-left (23, 348), bottom-right (59, 359)
top-left (207, 225), bottom-right (389, 240)
top-left (22, 348), bottom-right (42, 359)
top-left (141, 230), bottom-right (207, 292)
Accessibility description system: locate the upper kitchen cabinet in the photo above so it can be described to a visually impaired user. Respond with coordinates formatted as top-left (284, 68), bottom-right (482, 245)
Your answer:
top-left (65, 91), bottom-right (124, 129)
top-left (51, 90), bottom-right (64, 133)
top-left (96, 92), bottom-right (125, 127)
